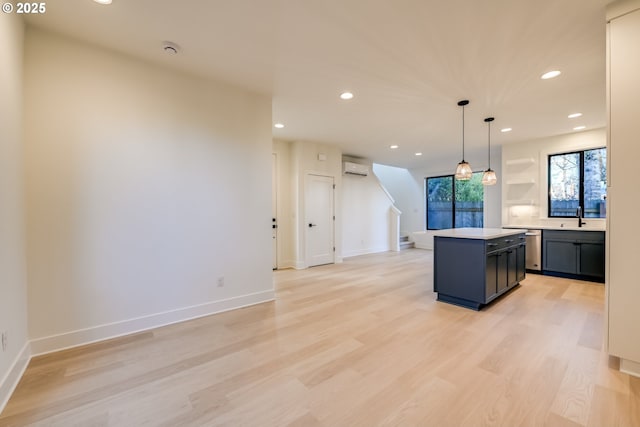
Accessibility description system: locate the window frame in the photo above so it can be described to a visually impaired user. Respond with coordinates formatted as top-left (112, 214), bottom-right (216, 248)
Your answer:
top-left (426, 174), bottom-right (454, 230)
top-left (425, 172), bottom-right (484, 230)
top-left (547, 147), bottom-right (606, 218)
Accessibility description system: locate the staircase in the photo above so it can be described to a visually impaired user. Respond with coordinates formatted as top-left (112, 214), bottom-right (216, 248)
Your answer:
top-left (399, 235), bottom-right (414, 250)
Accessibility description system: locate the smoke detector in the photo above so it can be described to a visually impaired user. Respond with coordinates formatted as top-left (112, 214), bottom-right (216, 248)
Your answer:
top-left (162, 41), bottom-right (180, 55)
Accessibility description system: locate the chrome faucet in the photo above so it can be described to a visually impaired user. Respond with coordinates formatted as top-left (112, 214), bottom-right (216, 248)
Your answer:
top-left (577, 207), bottom-right (586, 228)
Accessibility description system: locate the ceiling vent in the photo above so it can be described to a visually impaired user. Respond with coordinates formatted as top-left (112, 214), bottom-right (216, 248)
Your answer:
top-left (162, 41), bottom-right (180, 55)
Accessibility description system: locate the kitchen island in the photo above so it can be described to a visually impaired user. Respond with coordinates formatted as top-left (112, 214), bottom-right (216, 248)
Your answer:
top-left (433, 228), bottom-right (527, 310)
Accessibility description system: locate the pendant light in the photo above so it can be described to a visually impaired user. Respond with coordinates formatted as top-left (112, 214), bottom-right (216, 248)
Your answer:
top-left (455, 100), bottom-right (473, 180)
top-left (482, 117), bottom-right (498, 186)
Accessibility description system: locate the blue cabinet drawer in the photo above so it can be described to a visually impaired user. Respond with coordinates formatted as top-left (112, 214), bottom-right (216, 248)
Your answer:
top-left (486, 233), bottom-right (525, 253)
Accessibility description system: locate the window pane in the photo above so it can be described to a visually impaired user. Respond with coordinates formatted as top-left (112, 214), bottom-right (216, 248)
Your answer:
top-left (549, 152), bottom-right (580, 217)
top-left (427, 176), bottom-right (452, 229)
top-left (584, 148), bottom-right (607, 218)
top-left (455, 172), bottom-right (484, 228)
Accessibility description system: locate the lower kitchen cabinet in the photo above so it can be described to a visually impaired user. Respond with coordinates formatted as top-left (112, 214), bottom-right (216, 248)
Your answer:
top-left (542, 230), bottom-right (605, 282)
top-left (579, 242), bottom-right (605, 278)
top-left (487, 241), bottom-right (525, 300)
top-left (515, 242), bottom-right (526, 283)
top-left (544, 240), bottom-right (578, 275)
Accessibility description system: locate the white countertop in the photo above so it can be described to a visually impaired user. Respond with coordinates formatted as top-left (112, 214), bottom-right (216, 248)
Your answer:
top-left (433, 228), bottom-right (527, 240)
top-left (502, 224), bottom-right (606, 232)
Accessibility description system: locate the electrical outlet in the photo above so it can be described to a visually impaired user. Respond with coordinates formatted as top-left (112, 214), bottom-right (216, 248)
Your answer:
top-left (1, 332), bottom-right (7, 352)
top-left (217, 276), bottom-right (225, 287)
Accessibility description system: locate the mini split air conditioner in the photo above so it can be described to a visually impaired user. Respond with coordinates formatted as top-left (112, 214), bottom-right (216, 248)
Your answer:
top-left (343, 161), bottom-right (369, 176)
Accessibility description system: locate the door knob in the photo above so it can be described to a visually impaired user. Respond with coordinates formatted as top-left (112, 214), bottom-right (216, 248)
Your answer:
top-left (308, 223), bottom-right (317, 228)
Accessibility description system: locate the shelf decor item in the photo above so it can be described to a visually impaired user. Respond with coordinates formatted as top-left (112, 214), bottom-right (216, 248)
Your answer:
top-left (482, 117), bottom-right (497, 186)
top-left (454, 100), bottom-right (473, 180)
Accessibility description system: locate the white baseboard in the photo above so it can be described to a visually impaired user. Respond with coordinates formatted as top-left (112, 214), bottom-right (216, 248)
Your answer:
top-left (412, 231), bottom-right (435, 250)
top-left (620, 358), bottom-right (640, 378)
top-left (414, 243), bottom-right (433, 250)
top-left (342, 246), bottom-right (389, 258)
top-left (30, 290), bottom-right (275, 357)
top-left (276, 258), bottom-right (296, 270)
top-left (0, 341), bottom-right (31, 415)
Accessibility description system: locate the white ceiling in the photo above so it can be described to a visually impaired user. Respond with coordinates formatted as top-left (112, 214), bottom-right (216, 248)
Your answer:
top-left (26, 0), bottom-right (609, 169)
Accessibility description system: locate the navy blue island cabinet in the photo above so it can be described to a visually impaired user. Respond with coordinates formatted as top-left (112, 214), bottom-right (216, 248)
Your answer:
top-left (433, 228), bottom-right (527, 310)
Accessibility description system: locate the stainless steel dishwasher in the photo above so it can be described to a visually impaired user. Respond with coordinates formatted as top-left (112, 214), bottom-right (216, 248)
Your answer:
top-left (525, 230), bottom-right (542, 271)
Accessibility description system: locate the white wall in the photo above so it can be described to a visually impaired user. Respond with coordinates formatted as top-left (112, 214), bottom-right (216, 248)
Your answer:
top-left (23, 28), bottom-right (274, 354)
top-left (373, 163), bottom-right (423, 235)
top-left (276, 142), bottom-right (397, 265)
top-left (409, 146), bottom-right (503, 230)
top-left (501, 128), bottom-right (606, 229)
top-left (273, 144), bottom-right (402, 264)
top-left (342, 159), bottom-right (396, 257)
top-left (372, 146), bottom-right (503, 250)
top-left (606, 0), bottom-right (640, 375)
top-left (272, 140), bottom-right (295, 269)
top-left (371, 147), bottom-right (503, 249)
top-left (286, 141), bottom-right (343, 268)
top-left (0, 13), bottom-right (30, 411)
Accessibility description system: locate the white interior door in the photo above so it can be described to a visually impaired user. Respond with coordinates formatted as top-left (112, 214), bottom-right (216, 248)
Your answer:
top-left (305, 174), bottom-right (335, 267)
top-left (272, 153), bottom-right (278, 270)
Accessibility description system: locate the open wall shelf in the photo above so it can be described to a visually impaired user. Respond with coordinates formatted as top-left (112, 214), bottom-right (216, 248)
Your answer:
top-left (505, 199), bottom-right (535, 206)
top-left (505, 158), bottom-right (535, 166)
top-left (506, 179), bottom-right (536, 185)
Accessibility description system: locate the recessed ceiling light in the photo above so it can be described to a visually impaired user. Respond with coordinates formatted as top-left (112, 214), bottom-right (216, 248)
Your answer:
top-left (274, 123), bottom-right (284, 129)
top-left (415, 152), bottom-right (423, 156)
top-left (93, 0), bottom-right (112, 4)
top-left (568, 113), bottom-right (582, 119)
top-left (390, 145), bottom-right (399, 149)
top-left (340, 92), bottom-right (354, 100)
top-left (500, 128), bottom-right (512, 133)
top-left (573, 126), bottom-right (586, 131)
top-left (541, 70), bottom-right (561, 80)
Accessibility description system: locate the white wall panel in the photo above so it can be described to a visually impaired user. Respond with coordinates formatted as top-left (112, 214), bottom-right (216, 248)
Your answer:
top-left (23, 28), bottom-right (273, 349)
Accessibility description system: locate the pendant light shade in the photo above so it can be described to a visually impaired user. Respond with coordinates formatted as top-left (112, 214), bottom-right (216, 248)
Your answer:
top-left (455, 161), bottom-right (473, 180)
top-left (482, 117), bottom-right (498, 186)
top-left (455, 100), bottom-right (473, 180)
top-left (482, 169), bottom-right (497, 186)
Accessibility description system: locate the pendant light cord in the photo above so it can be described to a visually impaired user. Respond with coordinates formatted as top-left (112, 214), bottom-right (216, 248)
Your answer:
top-left (483, 116), bottom-right (495, 171)
top-left (462, 105), bottom-right (465, 161)
top-left (487, 120), bottom-right (491, 169)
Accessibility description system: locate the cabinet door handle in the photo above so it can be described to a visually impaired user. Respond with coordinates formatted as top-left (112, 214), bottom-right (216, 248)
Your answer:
top-left (487, 243), bottom-right (498, 247)
top-left (505, 239), bottom-right (514, 243)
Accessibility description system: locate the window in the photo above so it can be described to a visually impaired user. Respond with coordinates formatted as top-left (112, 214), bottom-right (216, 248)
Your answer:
top-left (426, 172), bottom-right (484, 230)
top-left (548, 148), bottom-right (607, 218)
top-left (426, 176), bottom-right (453, 229)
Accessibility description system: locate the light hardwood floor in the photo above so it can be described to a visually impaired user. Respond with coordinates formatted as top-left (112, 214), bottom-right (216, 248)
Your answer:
top-left (1, 249), bottom-right (638, 426)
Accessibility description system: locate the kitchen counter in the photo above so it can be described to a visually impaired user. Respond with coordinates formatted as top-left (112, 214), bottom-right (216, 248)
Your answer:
top-left (503, 224), bottom-right (605, 232)
top-left (434, 227), bottom-right (527, 240)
